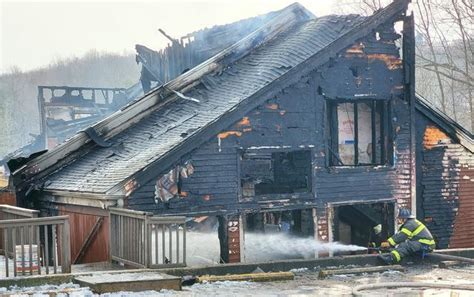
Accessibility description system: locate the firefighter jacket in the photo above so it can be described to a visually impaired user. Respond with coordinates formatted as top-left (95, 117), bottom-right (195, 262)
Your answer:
top-left (387, 218), bottom-right (435, 248)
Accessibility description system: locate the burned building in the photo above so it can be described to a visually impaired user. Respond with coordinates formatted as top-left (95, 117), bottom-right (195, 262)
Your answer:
top-left (37, 86), bottom-right (130, 148)
top-left (10, 0), bottom-right (473, 264)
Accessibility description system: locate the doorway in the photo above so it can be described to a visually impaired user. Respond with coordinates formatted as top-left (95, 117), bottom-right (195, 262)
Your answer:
top-left (331, 201), bottom-right (395, 250)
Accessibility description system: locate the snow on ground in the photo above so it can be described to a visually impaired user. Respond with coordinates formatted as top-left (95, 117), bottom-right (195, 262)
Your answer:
top-left (76, 272), bottom-right (168, 283)
top-left (2, 264), bottom-right (474, 296)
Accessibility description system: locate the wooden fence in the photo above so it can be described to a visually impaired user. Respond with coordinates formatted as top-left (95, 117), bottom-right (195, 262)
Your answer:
top-left (109, 208), bottom-right (186, 268)
top-left (0, 205), bottom-right (71, 278)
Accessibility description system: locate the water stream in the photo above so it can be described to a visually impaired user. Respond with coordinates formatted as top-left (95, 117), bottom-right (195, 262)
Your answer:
top-left (185, 232), bottom-right (366, 266)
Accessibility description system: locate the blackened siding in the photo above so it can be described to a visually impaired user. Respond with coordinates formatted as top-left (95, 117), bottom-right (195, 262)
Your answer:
top-left (126, 142), bottom-right (239, 213)
top-left (416, 113), bottom-right (474, 248)
top-left (128, 24), bottom-right (412, 217)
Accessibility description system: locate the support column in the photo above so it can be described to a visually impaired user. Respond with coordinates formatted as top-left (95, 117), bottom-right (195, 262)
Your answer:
top-left (403, 11), bottom-right (417, 217)
top-left (314, 207), bottom-right (331, 258)
top-left (218, 214), bottom-right (242, 263)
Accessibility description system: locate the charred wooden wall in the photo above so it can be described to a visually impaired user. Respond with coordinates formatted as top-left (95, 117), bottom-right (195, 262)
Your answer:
top-left (416, 114), bottom-right (474, 249)
top-left (127, 21), bottom-right (412, 225)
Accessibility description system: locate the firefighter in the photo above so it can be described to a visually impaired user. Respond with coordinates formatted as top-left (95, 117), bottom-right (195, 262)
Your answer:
top-left (379, 208), bottom-right (435, 264)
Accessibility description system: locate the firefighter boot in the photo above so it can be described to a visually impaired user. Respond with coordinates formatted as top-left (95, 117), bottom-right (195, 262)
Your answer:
top-left (378, 253), bottom-right (394, 265)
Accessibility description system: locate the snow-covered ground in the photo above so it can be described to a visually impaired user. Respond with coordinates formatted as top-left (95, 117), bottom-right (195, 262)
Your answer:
top-left (2, 264), bottom-right (474, 296)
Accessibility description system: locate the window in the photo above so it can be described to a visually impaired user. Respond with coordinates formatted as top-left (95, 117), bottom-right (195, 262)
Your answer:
top-left (327, 100), bottom-right (391, 166)
top-left (241, 150), bottom-right (312, 197)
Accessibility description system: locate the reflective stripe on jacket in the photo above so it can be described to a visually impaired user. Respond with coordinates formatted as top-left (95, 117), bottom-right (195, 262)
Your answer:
top-left (387, 218), bottom-right (435, 247)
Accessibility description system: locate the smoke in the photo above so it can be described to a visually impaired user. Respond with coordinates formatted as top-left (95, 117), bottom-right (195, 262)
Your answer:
top-left (185, 232), bottom-right (366, 266)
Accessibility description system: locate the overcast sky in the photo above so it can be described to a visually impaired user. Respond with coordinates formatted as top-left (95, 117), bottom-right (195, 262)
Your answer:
top-left (0, 0), bottom-right (339, 74)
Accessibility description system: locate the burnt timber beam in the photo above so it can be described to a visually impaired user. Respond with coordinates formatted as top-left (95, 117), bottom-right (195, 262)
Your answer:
top-left (158, 29), bottom-right (179, 44)
top-left (403, 12), bottom-right (416, 215)
top-left (318, 265), bottom-right (404, 279)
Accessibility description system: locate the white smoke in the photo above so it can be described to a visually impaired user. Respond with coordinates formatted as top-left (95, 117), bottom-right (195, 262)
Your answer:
top-left (244, 233), bottom-right (366, 262)
top-left (184, 232), bottom-right (366, 266)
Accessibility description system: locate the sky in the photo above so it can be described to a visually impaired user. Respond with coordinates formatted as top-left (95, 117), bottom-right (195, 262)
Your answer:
top-left (0, 0), bottom-right (337, 74)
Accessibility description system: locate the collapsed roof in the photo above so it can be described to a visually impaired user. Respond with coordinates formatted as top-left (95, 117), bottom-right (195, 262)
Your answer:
top-left (135, 8), bottom-right (294, 90)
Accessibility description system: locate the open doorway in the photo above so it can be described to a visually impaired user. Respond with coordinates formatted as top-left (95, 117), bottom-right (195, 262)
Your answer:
top-left (331, 201), bottom-right (395, 252)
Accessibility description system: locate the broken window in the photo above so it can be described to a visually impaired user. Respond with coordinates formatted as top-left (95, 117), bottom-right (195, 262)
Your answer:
top-left (327, 100), bottom-right (391, 166)
top-left (241, 150), bottom-right (311, 197)
top-left (154, 161), bottom-right (194, 203)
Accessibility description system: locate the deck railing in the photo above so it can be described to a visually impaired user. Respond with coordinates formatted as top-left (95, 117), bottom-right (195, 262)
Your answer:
top-left (0, 204), bottom-right (39, 220)
top-left (109, 208), bottom-right (186, 268)
top-left (0, 214), bottom-right (71, 277)
top-left (0, 205), bottom-right (40, 255)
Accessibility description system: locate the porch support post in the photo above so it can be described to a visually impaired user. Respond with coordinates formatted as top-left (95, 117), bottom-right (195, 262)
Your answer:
top-left (218, 214), bottom-right (242, 263)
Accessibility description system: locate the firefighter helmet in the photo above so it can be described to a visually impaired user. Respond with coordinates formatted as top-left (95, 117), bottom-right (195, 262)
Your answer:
top-left (399, 208), bottom-right (415, 219)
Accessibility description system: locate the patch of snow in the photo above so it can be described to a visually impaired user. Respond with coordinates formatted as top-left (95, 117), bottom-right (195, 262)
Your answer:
top-left (76, 272), bottom-right (168, 283)
top-left (290, 267), bottom-right (308, 273)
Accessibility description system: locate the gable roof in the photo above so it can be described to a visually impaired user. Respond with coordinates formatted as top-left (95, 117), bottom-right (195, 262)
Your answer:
top-left (415, 94), bottom-right (473, 153)
top-left (14, 1), bottom-right (410, 197)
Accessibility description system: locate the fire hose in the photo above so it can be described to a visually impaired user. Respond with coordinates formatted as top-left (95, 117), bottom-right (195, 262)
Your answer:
top-left (427, 252), bottom-right (474, 265)
top-left (352, 282), bottom-right (474, 296)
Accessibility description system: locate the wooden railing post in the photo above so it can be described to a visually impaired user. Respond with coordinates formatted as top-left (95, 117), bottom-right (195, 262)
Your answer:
top-left (61, 217), bottom-right (71, 273)
top-left (108, 210), bottom-right (112, 262)
top-left (144, 214), bottom-right (149, 268)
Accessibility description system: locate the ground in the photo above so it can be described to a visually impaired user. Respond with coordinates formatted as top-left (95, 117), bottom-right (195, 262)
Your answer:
top-left (2, 263), bottom-right (474, 296)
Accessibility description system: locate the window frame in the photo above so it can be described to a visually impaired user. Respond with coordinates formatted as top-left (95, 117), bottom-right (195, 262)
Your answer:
top-left (326, 99), bottom-right (392, 167)
top-left (239, 149), bottom-right (313, 200)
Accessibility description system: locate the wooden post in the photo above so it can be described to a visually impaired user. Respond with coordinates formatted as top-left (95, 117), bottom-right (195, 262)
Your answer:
top-left (217, 216), bottom-right (229, 263)
top-left (144, 214), bottom-right (149, 268)
top-left (218, 214), bottom-right (242, 264)
top-left (312, 208), bottom-right (319, 259)
top-left (61, 218), bottom-right (71, 273)
top-left (108, 211), bottom-right (112, 262)
top-left (403, 11), bottom-right (417, 217)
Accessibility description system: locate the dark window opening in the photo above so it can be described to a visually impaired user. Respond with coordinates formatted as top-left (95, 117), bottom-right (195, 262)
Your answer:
top-left (327, 100), bottom-right (392, 166)
top-left (241, 150), bottom-right (312, 197)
